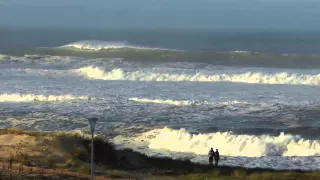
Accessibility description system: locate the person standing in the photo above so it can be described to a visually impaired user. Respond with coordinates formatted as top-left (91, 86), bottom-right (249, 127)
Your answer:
top-left (208, 148), bottom-right (215, 166)
top-left (214, 149), bottom-right (220, 167)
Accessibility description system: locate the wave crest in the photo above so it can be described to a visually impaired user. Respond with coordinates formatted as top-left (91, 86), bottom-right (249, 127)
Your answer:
top-left (129, 97), bottom-right (249, 106)
top-left (74, 66), bottom-right (320, 85)
top-left (59, 40), bottom-right (167, 51)
top-left (0, 93), bottom-right (91, 102)
top-left (123, 127), bottom-right (320, 157)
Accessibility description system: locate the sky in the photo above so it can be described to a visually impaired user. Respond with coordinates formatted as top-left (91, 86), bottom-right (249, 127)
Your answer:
top-left (0, 0), bottom-right (319, 30)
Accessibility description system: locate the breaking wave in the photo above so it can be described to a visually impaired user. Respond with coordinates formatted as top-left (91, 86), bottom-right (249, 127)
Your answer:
top-left (0, 93), bottom-right (91, 102)
top-left (74, 66), bottom-right (320, 85)
top-left (116, 127), bottom-right (320, 157)
top-left (59, 40), bottom-right (169, 51)
top-left (129, 97), bottom-right (249, 106)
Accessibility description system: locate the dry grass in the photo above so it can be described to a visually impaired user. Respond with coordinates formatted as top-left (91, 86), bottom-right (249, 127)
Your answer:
top-left (0, 164), bottom-right (129, 180)
top-left (44, 156), bottom-right (55, 168)
top-left (178, 169), bottom-right (320, 180)
top-left (0, 128), bottom-right (52, 138)
top-left (14, 152), bottom-right (30, 165)
top-left (0, 128), bottom-right (24, 135)
top-left (231, 168), bottom-right (247, 178)
top-left (77, 164), bottom-right (90, 175)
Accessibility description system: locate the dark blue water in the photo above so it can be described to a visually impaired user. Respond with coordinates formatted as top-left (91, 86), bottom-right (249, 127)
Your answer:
top-left (0, 28), bottom-right (320, 54)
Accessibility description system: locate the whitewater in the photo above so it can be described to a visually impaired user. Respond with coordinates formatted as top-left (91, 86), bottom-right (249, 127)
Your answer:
top-left (113, 127), bottom-right (320, 170)
top-left (60, 40), bottom-right (171, 51)
top-left (129, 97), bottom-right (250, 106)
top-left (75, 66), bottom-right (320, 86)
top-left (135, 127), bottom-right (320, 157)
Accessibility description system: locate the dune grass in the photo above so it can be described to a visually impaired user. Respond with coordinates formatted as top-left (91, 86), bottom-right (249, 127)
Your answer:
top-left (0, 128), bottom-right (24, 135)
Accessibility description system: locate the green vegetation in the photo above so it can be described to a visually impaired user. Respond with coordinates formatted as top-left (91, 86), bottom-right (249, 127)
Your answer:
top-left (178, 170), bottom-right (320, 180)
top-left (64, 158), bottom-right (75, 167)
top-left (105, 170), bottom-right (126, 178)
top-left (76, 164), bottom-right (90, 175)
top-left (44, 156), bottom-right (55, 169)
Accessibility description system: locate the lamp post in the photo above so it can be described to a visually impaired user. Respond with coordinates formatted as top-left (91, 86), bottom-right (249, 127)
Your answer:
top-left (88, 117), bottom-right (98, 180)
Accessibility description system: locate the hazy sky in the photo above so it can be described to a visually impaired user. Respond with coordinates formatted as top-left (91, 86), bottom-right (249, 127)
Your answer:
top-left (0, 0), bottom-right (319, 29)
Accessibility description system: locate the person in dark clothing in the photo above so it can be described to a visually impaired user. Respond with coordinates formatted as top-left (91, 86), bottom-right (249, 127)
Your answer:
top-left (214, 149), bottom-right (220, 167)
top-left (208, 148), bottom-right (215, 166)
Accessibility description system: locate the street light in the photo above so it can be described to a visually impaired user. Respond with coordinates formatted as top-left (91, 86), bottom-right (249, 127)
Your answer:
top-left (88, 117), bottom-right (98, 180)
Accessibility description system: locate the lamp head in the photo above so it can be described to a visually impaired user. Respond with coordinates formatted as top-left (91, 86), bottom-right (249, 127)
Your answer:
top-left (88, 117), bottom-right (98, 133)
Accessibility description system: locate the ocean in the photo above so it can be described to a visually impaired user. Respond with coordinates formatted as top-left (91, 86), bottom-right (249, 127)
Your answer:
top-left (0, 28), bottom-right (319, 170)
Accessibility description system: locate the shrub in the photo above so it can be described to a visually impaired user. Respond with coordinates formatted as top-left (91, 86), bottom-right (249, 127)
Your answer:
top-left (15, 152), bottom-right (30, 165)
top-left (232, 169), bottom-right (247, 179)
top-left (45, 156), bottom-right (55, 168)
top-left (64, 158), bottom-right (74, 167)
top-left (106, 170), bottom-right (125, 178)
top-left (77, 165), bottom-right (90, 175)
top-left (71, 146), bottom-right (88, 161)
top-left (211, 169), bottom-right (220, 177)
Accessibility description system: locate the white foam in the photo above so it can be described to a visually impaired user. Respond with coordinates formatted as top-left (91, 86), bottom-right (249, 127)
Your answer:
top-left (0, 54), bottom-right (9, 59)
top-left (115, 127), bottom-right (320, 157)
top-left (60, 40), bottom-right (167, 51)
top-left (129, 97), bottom-right (249, 106)
top-left (130, 97), bottom-right (193, 106)
top-left (74, 66), bottom-right (320, 85)
top-left (0, 93), bottom-right (91, 102)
